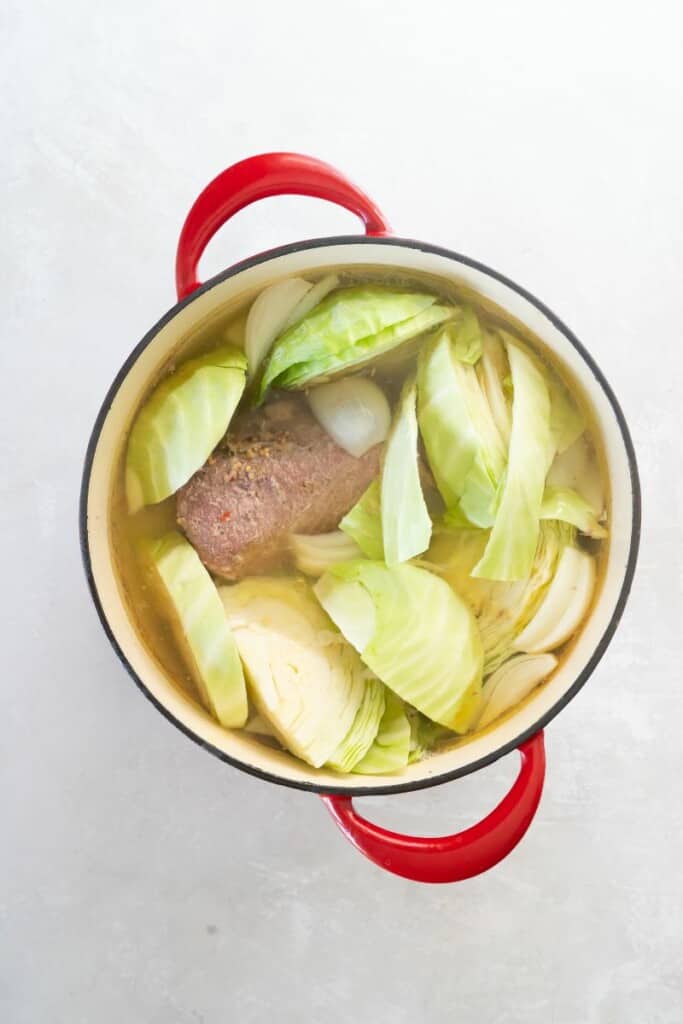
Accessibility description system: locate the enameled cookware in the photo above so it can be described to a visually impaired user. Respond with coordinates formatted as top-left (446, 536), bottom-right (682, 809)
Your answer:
top-left (80, 153), bottom-right (640, 883)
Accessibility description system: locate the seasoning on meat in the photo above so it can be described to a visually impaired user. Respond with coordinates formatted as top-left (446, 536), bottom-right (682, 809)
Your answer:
top-left (176, 397), bottom-right (381, 580)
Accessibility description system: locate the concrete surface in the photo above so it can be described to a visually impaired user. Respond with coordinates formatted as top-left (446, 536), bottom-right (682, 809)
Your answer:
top-left (2, 1), bottom-right (681, 1021)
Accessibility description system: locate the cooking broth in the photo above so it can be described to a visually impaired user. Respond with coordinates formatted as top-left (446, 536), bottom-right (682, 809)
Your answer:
top-left (110, 265), bottom-right (609, 771)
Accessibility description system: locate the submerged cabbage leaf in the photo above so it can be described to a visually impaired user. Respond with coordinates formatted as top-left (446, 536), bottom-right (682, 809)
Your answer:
top-left (126, 346), bottom-right (247, 512)
top-left (476, 653), bottom-right (558, 729)
top-left (381, 379), bottom-right (432, 565)
top-left (541, 486), bottom-right (607, 539)
top-left (547, 370), bottom-right (585, 453)
top-left (547, 435), bottom-right (605, 518)
top-left (141, 532), bottom-right (247, 727)
top-left (452, 305), bottom-right (483, 364)
top-left (353, 692), bottom-right (412, 775)
top-left (243, 713), bottom-right (276, 737)
top-left (417, 329), bottom-right (506, 527)
top-left (314, 561), bottom-right (483, 731)
top-left (498, 329), bottom-right (584, 454)
top-left (478, 329), bottom-right (511, 444)
top-left (339, 480), bottom-right (384, 559)
top-left (220, 577), bottom-right (369, 769)
top-left (473, 341), bottom-right (554, 581)
top-left (327, 677), bottom-right (385, 772)
top-left (417, 331), bottom-right (478, 508)
top-left (513, 545), bottom-right (596, 653)
top-left (257, 286), bottom-right (453, 399)
top-left (407, 709), bottom-right (456, 762)
top-left (426, 520), bottom-right (574, 673)
top-left (456, 372), bottom-right (508, 528)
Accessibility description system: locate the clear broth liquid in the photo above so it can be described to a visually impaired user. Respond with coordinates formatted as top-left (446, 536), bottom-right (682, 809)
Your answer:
top-left (110, 264), bottom-right (610, 749)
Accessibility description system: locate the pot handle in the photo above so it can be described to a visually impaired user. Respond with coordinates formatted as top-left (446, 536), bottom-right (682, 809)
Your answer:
top-left (321, 731), bottom-right (545, 884)
top-left (175, 152), bottom-right (392, 300)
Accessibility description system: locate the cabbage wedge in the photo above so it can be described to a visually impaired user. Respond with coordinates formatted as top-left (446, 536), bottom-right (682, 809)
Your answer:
top-left (426, 521), bottom-right (575, 673)
top-left (314, 561), bottom-right (483, 731)
top-left (327, 678), bottom-right (385, 772)
top-left (257, 286), bottom-right (453, 399)
top-left (290, 531), bottom-right (361, 576)
top-left (541, 486), bottom-right (607, 539)
top-left (407, 710), bottom-right (456, 762)
top-left (220, 577), bottom-right (371, 768)
top-left (478, 329), bottom-right (511, 444)
top-left (498, 329), bottom-right (584, 454)
top-left (353, 692), bottom-right (412, 774)
top-left (126, 346), bottom-right (247, 512)
top-left (417, 329), bottom-right (507, 527)
top-left (476, 653), bottom-right (558, 729)
top-left (141, 532), bottom-right (247, 727)
top-left (339, 480), bottom-right (384, 560)
top-left (381, 379), bottom-right (432, 564)
top-left (547, 435), bottom-right (605, 518)
top-left (417, 331), bottom-right (478, 509)
top-left (452, 305), bottom-right (483, 364)
top-left (513, 546), bottom-right (596, 653)
top-left (472, 341), bottom-right (554, 581)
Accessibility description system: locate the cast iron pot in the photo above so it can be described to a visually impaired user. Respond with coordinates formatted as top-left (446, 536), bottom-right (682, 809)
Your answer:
top-left (80, 153), bottom-right (640, 883)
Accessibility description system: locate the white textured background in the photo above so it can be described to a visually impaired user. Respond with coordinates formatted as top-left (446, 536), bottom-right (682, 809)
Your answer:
top-left (2, 1), bottom-right (681, 1021)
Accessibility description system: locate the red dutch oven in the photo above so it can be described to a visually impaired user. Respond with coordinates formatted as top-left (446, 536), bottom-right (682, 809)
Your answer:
top-left (80, 153), bottom-right (640, 883)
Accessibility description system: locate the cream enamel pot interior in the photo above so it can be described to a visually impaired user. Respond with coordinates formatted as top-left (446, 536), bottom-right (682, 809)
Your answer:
top-left (80, 153), bottom-right (640, 883)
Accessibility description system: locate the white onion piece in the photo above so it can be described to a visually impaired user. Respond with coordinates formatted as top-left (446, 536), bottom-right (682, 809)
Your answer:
top-left (283, 273), bottom-right (339, 330)
top-left (245, 277), bottom-right (313, 374)
top-left (478, 653), bottom-right (558, 728)
top-left (514, 547), bottom-right (596, 653)
top-left (307, 378), bottom-right (391, 457)
top-left (547, 435), bottom-right (605, 517)
top-left (290, 531), bottom-right (361, 576)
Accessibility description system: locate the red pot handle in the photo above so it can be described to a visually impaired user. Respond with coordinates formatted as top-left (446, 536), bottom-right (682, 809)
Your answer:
top-left (175, 152), bottom-right (392, 300)
top-left (321, 731), bottom-right (545, 884)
